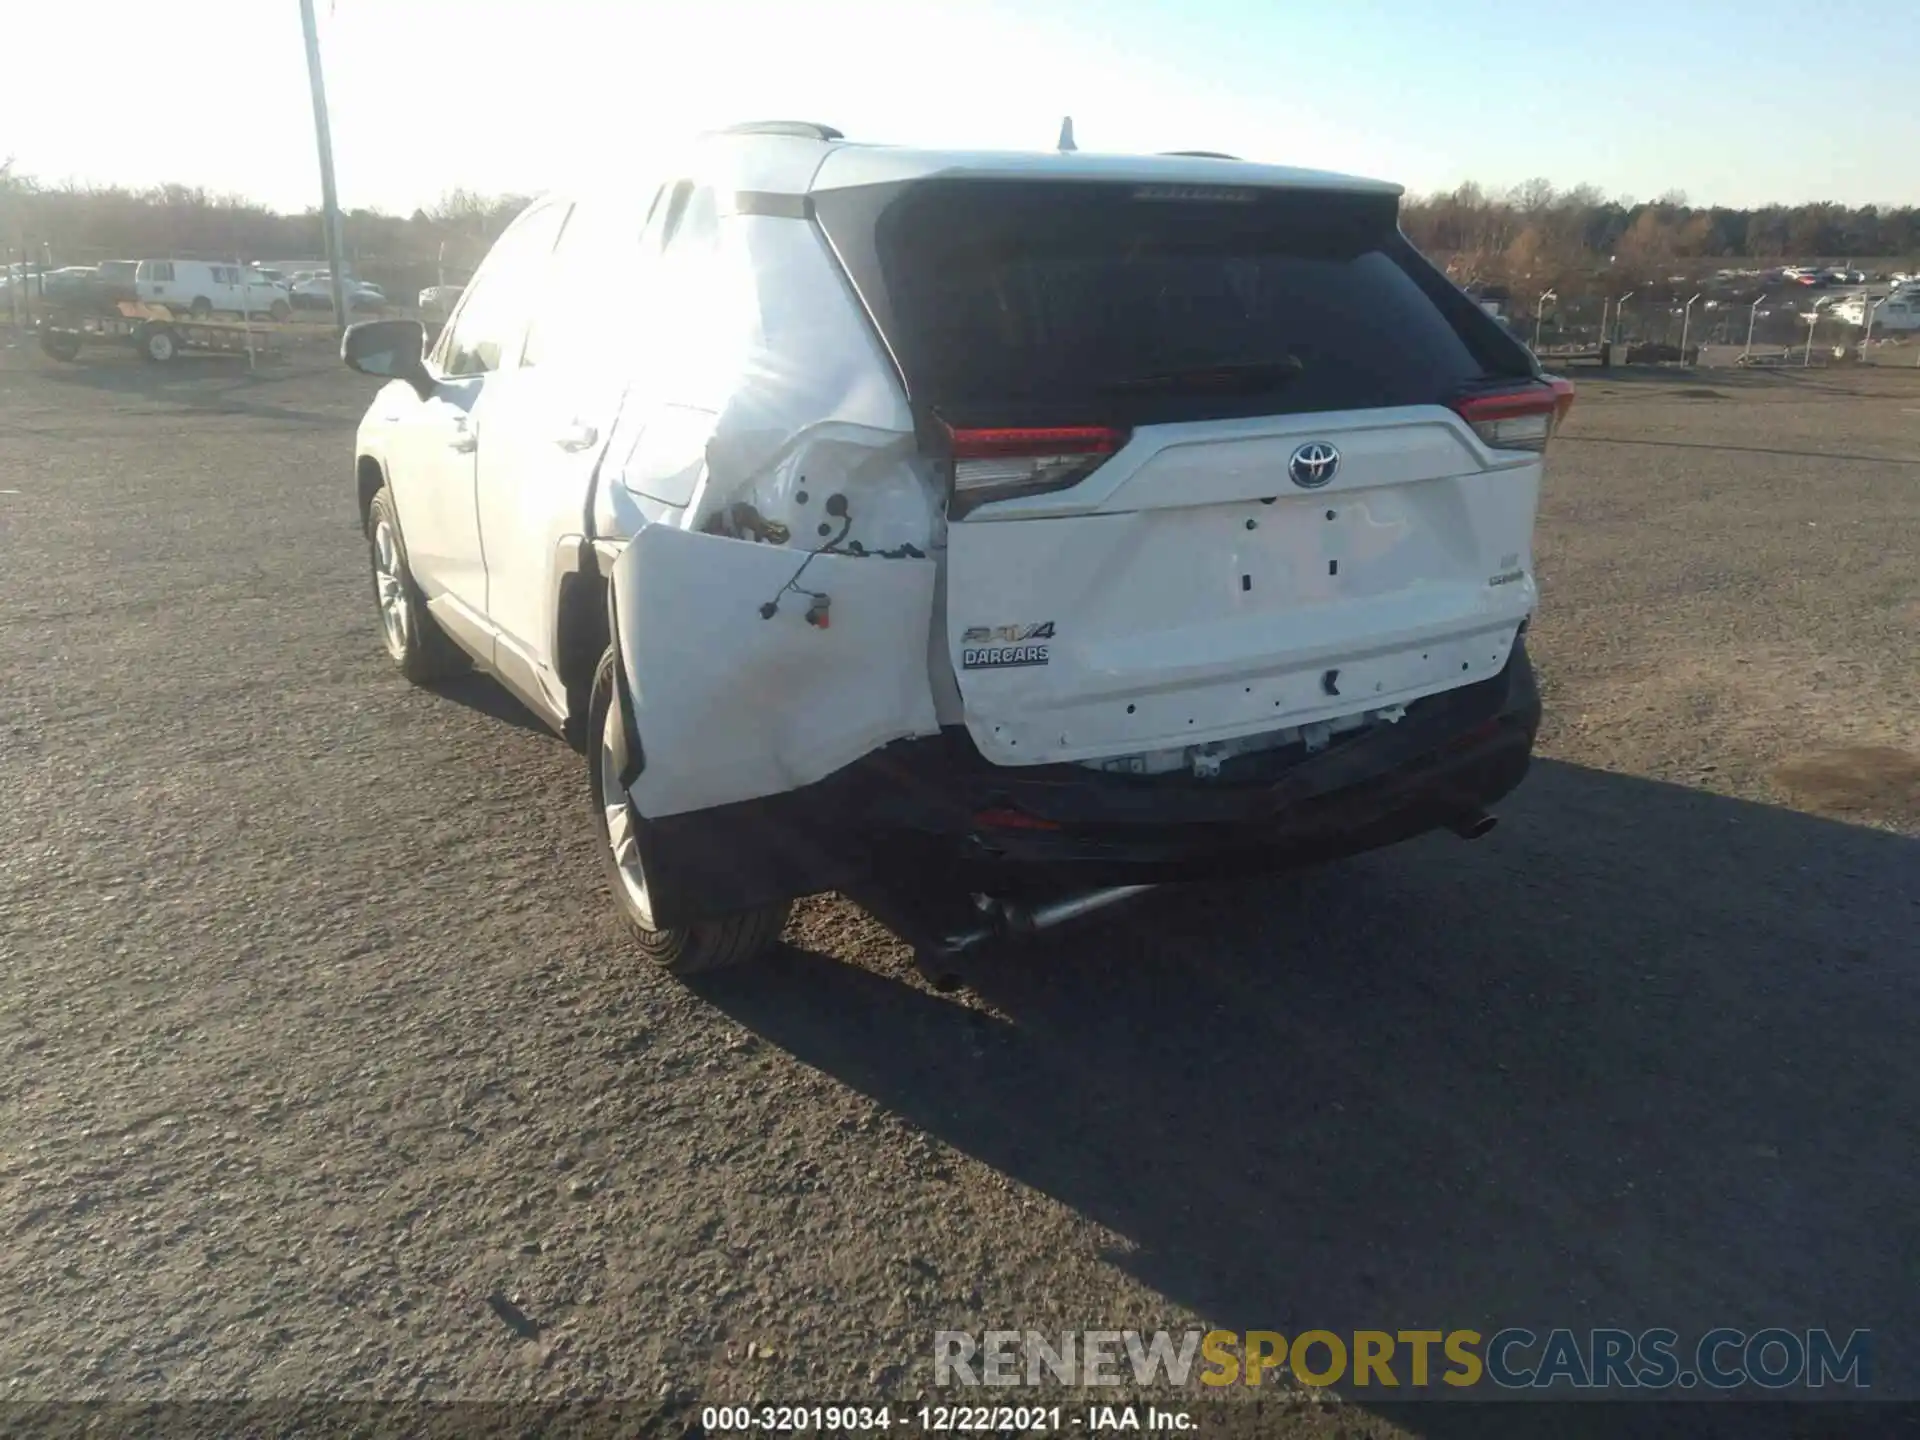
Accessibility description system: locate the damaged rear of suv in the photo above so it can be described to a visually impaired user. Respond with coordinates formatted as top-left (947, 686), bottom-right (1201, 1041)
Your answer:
top-left (344, 125), bottom-right (1573, 976)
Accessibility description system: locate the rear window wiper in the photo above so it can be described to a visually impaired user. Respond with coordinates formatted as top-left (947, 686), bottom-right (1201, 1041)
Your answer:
top-left (1097, 357), bottom-right (1305, 394)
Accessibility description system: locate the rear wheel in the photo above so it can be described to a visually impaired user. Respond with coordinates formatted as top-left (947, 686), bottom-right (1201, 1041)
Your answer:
top-left (365, 485), bottom-right (467, 683)
top-left (188, 296), bottom-right (212, 317)
top-left (587, 650), bottom-right (790, 975)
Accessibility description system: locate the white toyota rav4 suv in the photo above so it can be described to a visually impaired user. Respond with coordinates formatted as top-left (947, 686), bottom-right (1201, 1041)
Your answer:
top-left (343, 121), bottom-right (1573, 978)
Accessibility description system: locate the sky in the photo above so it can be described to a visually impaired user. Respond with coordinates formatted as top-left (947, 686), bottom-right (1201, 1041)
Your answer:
top-left (5, 0), bottom-right (1917, 215)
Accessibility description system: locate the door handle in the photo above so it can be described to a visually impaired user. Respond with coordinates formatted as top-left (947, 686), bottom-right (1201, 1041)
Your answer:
top-left (447, 419), bottom-right (477, 453)
top-left (553, 421), bottom-right (599, 452)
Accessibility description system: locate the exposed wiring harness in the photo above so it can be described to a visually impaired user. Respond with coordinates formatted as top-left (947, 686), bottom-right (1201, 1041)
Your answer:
top-left (760, 496), bottom-right (850, 627)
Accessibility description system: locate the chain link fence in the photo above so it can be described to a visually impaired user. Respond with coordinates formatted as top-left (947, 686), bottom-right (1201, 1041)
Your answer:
top-left (1515, 287), bottom-right (1918, 368)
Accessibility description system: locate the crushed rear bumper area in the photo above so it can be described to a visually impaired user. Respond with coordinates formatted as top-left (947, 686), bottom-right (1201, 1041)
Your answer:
top-left (633, 639), bottom-right (1541, 929)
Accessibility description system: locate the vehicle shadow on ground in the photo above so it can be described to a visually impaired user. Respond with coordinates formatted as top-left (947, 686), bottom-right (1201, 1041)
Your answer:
top-left (425, 672), bottom-right (556, 739)
top-left (697, 760), bottom-right (1917, 1436)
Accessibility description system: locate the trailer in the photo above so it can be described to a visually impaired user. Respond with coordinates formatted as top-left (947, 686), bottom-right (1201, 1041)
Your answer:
top-left (1533, 342), bottom-right (1612, 369)
top-left (36, 301), bottom-right (291, 365)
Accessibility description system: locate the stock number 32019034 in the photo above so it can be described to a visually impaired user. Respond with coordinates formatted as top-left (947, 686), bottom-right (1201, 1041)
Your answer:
top-left (699, 1405), bottom-right (1069, 1433)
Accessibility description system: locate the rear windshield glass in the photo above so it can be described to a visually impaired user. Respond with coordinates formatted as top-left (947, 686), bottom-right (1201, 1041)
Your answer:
top-left (834, 179), bottom-right (1523, 427)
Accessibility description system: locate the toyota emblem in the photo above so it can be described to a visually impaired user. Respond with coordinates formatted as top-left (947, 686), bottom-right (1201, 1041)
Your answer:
top-left (1288, 441), bottom-right (1340, 489)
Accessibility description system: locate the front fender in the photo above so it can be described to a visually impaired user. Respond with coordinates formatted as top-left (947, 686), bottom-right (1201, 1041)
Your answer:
top-left (611, 526), bottom-right (939, 820)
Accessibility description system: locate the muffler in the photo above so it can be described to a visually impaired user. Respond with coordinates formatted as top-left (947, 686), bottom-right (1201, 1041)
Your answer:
top-left (1447, 809), bottom-right (1499, 840)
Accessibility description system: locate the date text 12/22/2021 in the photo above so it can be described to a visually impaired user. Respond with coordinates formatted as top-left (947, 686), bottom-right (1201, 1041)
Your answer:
top-left (700, 1404), bottom-right (1196, 1432)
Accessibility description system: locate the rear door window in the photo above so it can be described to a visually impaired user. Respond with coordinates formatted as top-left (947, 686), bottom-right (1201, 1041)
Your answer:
top-left (434, 201), bottom-right (570, 377)
top-left (818, 179), bottom-right (1531, 428)
top-left (521, 191), bottom-right (655, 370)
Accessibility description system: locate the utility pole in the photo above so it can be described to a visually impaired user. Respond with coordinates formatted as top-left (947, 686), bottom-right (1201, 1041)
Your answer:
top-left (298, 0), bottom-right (351, 337)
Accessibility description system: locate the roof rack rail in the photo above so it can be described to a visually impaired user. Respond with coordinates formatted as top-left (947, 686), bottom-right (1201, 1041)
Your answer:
top-left (1161, 150), bottom-right (1242, 160)
top-left (715, 121), bottom-right (844, 141)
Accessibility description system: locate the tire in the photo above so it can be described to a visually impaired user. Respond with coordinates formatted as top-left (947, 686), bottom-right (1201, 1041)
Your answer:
top-left (39, 327), bottom-right (81, 362)
top-left (269, 299), bottom-right (291, 323)
top-left (365, 485), bottom-right (467, 683)
top-left (188, 296), bottom-right (213, 317)
top-left (586, 649), bottom-right (791, 975)
top-left (138, 323), bottom-right (179, 363)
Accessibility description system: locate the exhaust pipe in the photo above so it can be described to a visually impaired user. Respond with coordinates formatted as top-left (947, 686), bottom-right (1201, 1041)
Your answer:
top-left (923, 884), bottom-right (1160, 969)
top-left (1448, 809), bottom-right (1499, 841)
top-left (1005, 884), bottom-right (1158, 936)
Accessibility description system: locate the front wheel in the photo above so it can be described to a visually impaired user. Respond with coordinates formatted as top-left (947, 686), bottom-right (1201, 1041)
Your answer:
top-left (269, 299), bottom-right (291, 322)
top-left (39, 326), bottom-right (81, 362)
top-left (587, 650), bottom-right (790, 975)
top-left (365, 485), bottom-right (467, 683)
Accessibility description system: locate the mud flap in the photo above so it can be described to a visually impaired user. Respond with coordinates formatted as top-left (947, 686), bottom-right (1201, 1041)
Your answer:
top-left (611, 526), bottom-right (939, 820)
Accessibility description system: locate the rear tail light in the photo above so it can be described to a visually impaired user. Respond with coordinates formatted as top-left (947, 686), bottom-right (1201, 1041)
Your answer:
top-left (1450, 379), bottom-right (1574, 454)
top-left (1546, 375), bottom-right (1577, 430)
top-left (945, 425), bottom-right (1128, 516)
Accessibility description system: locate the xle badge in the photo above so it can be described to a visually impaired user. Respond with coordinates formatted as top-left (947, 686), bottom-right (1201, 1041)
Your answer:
top-left (962, 621), bottom-right (1055, 670)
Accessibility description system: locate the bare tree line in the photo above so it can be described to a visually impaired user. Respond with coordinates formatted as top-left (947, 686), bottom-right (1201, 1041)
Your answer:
top-left (0, 169), bottom-right (532, 295)
top-left (1405, 180), bottom-right (1920, 295)
top-left (4, 166), bottom-right (1916, 299)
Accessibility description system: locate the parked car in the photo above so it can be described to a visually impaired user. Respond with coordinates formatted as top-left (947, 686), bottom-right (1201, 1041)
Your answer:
top-left (39, 266), bottom-right (104, 306)
top-left (292, 272), bottom-right (386, 312)
top-left (23, 265), bottom-right (141, 316)
top-left (133, 258), bottom-right (292, 319)
top-left (342, 124), bottom-right (1570, 977)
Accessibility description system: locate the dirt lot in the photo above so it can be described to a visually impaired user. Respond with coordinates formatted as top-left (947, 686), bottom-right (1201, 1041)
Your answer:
top-left (1, 340), bottom-right (1916, 1435)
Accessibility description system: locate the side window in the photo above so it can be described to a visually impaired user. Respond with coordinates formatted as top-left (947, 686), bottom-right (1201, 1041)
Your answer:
top-left (152, 262), bottom-right (175, 283)
top-left (433, 202), bottom-right (570, 378)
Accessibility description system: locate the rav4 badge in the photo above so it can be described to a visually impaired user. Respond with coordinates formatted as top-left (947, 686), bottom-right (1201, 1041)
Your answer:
top-left (961, 621), bottom-right (1055, 670)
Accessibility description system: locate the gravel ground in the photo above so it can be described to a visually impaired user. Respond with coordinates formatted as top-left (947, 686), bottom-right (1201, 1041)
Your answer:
top-left (1, 340), bottom-right (1916, 1436)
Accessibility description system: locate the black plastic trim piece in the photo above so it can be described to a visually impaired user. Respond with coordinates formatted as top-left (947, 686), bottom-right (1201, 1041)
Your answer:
top-left (603, 583), bottom-right (645, 790)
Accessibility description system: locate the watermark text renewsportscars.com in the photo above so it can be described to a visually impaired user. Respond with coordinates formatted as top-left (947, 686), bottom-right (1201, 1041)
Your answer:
top-left (934, 1328), bottom-right (1871, 1392)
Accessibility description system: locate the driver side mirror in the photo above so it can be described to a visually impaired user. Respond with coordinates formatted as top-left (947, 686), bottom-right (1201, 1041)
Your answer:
top-left (342, 318), bottom-right (431, 399)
